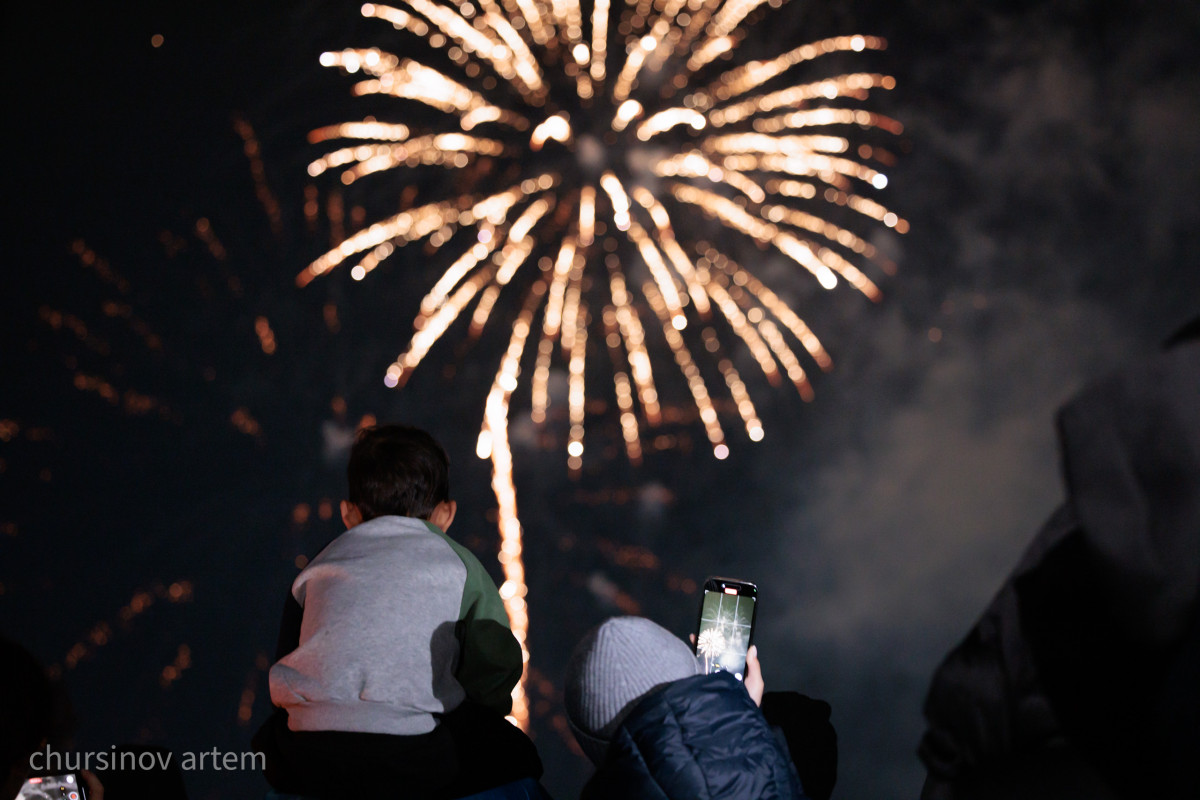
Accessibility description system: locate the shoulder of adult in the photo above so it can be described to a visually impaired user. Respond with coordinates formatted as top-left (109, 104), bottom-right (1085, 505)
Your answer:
top-left (602, 672), bottom-right (804, 800)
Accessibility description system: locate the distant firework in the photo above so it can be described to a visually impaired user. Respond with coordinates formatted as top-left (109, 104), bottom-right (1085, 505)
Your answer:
top-left (299, 0), bottom-right (906, 728)
top-left (11, 122), bottom-right (372, 736)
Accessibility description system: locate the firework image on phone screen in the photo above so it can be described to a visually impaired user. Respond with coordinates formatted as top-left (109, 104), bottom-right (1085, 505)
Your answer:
top-left (18, 772), bottom-right (86, 800)
top-left (695, 577), bottom-right (757, 680)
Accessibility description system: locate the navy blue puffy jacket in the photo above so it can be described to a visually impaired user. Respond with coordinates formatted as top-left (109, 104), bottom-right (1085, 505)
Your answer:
top-left (582, 672), bottom-right (807, 800)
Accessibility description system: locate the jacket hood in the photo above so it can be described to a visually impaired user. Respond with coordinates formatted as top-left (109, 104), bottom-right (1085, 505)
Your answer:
top-left (1056, 337), bottom-right (1200, 644)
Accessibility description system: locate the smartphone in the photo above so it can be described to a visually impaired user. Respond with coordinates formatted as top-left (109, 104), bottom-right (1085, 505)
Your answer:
top-left (17, 773), bottom-right (86, 800)
top-left (694, 576), bottom-right (757, 680)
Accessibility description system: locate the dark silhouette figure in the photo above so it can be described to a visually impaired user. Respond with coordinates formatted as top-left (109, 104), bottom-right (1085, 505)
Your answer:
top-left (920, 321), bottom-right (1200, 799)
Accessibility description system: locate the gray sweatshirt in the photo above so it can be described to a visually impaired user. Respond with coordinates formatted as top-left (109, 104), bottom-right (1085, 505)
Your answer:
top-left (269, 515), bottom-right (522, 734)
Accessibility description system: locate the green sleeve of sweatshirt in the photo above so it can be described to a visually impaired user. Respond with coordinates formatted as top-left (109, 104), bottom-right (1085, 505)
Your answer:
top-left (426, 522), bottom-right (523, 717)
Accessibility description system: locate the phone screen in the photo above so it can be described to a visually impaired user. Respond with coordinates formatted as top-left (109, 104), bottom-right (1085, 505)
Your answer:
top-left (18, 773), bottom-right (85, 800)
top-left (695, 577), bottom-right (757, 680)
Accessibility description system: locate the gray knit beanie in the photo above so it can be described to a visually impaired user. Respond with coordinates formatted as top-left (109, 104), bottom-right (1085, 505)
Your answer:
top-left (564, 616), bottom-right (702, 764)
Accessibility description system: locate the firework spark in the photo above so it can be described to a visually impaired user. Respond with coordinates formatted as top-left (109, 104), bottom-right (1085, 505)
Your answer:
top-left (300, 0), bottom-right (905, 727)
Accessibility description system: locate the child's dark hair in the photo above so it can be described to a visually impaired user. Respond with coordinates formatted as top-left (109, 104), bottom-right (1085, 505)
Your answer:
top-left (347, 425), bottom-right (450, 521)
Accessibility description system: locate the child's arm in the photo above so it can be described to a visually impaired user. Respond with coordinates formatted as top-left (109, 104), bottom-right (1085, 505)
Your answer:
top-left (425, 521), bottom-right (523, 716)
top-left (454, 554), bottom-right (523, 717)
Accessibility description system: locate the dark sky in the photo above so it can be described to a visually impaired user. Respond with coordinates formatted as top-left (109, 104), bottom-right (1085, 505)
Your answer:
top-left (3, 1), bottom-right (1199, 799)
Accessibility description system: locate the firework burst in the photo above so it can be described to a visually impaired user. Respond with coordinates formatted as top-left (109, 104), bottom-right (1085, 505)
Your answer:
top-left (696, 626), bottom-right (726, 672)
top-left (300, 0), bottom-right (905, 727)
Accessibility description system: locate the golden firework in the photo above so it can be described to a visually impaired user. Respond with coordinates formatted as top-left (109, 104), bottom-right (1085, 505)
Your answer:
top-left (300, 0), bottom-right (905, 728)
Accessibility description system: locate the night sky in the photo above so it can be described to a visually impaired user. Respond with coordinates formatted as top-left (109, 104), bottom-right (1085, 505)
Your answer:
top-left (4, 1), bottom-right (1199, 799)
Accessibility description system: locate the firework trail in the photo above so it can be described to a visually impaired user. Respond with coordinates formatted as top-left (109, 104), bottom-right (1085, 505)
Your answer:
top-left (300, 0), bottom-right (906, 727)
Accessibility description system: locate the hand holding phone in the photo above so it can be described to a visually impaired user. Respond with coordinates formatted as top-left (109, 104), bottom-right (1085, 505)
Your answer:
top-left (17, 772), bottom-right (87, 800)
top-left (743, 644), bottom-right (764, 706)
top-left (694, 576), bottom-right (757, 681)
